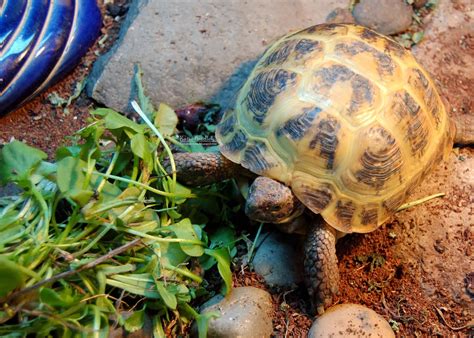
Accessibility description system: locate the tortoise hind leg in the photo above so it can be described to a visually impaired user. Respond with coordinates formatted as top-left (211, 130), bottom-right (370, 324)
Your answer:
top-left (165, 152), bottom-right (242, 186)
top-left (304, 219), bottom-right (340, 315)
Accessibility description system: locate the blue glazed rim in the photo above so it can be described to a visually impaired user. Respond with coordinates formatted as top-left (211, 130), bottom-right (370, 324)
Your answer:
top-left (0, 0), bottom-right (102, 116)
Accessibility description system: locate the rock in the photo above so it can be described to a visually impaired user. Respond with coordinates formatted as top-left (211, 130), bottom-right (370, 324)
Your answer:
top-left (352, 0), bottom-right (413, 35)
top-left (253, 232), bottom-right (304, 287)
top-left (87, 0), bottom-right (348, 112)
top-left (413, 0), bottom-right (428, 9)
top-left (199, 287), bottom-right (274, 338)
top-left (308, 304), bottom-right (395, 337)
top-left (326, 7), bottom-right (356, 24)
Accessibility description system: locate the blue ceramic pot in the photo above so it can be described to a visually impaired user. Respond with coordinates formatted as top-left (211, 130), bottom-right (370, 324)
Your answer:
top-left (0, 0), bottom-right (102, 115)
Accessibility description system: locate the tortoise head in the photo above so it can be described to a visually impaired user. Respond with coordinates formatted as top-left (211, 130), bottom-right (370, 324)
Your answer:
top-left (245, 177), bottom-right (304, 224)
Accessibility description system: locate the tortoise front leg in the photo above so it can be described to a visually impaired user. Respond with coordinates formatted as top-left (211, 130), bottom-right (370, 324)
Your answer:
top-left (165, 152), bottom-right (242, 186)
top-left (304, 219), bottom-right (340, 315)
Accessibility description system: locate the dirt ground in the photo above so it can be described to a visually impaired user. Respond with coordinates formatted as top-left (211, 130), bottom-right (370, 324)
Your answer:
top-left (0, 0), bottom-right (472, 337)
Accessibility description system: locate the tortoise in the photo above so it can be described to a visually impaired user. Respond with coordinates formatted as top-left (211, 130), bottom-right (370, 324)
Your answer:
top-left (169, 23), bottom-right (466, 314)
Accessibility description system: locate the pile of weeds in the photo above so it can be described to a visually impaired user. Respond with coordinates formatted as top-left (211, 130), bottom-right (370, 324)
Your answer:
top-left (0, 74), bottom-right (241, 337)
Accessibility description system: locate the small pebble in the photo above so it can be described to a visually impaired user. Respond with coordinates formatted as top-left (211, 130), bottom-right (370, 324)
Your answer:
top-left (413, 0), bottom-right (428, 9)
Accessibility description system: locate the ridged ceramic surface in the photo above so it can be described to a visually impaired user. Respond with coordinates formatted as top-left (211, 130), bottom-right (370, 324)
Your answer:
top-left (0, 0), bottom-right (101, 115)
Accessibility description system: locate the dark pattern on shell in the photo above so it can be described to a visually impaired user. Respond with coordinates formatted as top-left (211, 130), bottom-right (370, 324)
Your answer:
top-left (262, 39), bottom-right (321, 66)
top-left (298, 183), bottom-right (333, 213)
top-left (245, 69), bottom-right (298, 124)
top-left (294, 39), bottom-right (321, 59)
top-left (383, 190), bottom-right (406, 213)
top-left (383, 38), bottom-right (406, 57)
top-left (242, 141), bottom-right (273, 173)
top-left (360, 207), bottom-right (378, 226)
top-left (317, 64), bottom-right (353, 84)
top-left (262, 41), bottom-right (295, 66)
top-left (222, 130), bottom-right (248, 153)
top-left (359, 28), bottom-right (379, 42)
top-left (313, 64), bottom-right (374, 115)
top-left (336, 200), bottom-right (356, 224)
top-left (309, 116), bottom-right (341, 170)
top-left (393, 91), bottom-right (429, 156)
top-left (409, 68), bottom-right (429, 89)
top-left (276, 106), bottom-right (321, 140)
top-left (407, 68), bottom-right (440, 127)
top-left (350, 76), bottom-right (374, 114)
top-left (335, 41), bottom-right (395, 76)
top-left (354, 126), bottom-right (403, 189)
top-left (298, 23), bottom-right (347, 36)
top-left (425, 87), bottom-right (441, 127)
top-left (217, 114), bottom-right (236, 137)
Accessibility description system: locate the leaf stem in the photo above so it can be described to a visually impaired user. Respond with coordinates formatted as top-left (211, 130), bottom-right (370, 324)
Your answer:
top-left (397, 192), bottom-right (445, 212)
top-left (88, 170), bottom-right (195, 198)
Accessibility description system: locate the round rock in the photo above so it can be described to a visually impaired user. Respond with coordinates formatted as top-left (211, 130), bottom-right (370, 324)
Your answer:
top-left (200, 287), bottom-right (274, 338)
top-left (353, 0), bottom-right (413, 35)
top-left (253, 232), bottom-right (304, 287)
top-left (308, 304), bottom-right (395, 337)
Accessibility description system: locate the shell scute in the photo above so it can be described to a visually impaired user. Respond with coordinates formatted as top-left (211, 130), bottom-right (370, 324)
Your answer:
top-left (244, 69), bottom-right (298, 124)
top-left (341, 124), bottom-right (403, 194)
top-left (308, 115), bottom-right (341, 170)
top-left (334, 40), bottom-right (396, 78)
top-left (262, 38), bottom-right (322, 67)
top-left (276, 106), bottom-right (321, 141)
top-left (309, 62), bottom-right (380, 126)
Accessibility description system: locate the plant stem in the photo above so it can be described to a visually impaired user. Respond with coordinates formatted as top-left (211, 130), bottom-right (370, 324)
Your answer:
top-left (397, 192), bottom-right (445, 211)
top-left (89, 170), bottom-right (195, 198)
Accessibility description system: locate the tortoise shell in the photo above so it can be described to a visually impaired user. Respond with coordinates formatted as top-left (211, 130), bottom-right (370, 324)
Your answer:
top-left (216, 24), bottom-right (454, 233)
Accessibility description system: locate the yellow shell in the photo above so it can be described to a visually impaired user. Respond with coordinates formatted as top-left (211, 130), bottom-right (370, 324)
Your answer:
top-left (216, 24), bottom-right (454, 233)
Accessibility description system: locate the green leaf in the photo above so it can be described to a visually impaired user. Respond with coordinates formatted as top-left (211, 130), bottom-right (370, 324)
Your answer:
top-left (124, 308), bottom-right (145, 333)
top-left (154, 103), bottom-right (178, 137)
top-left (196, 311), bottom-right (220, 338)
top-left (170, 181), bottom-right (192, 205)
top-left (170, 219), bottom-right (204, 257)
top-left (56, 156), bottom-right (94, 205)
top-left (0, 141), bottom-right (47, 184)
top-left (106, 274), bottom-right (161, 298)
top-left (102, 109), bottom-right (145, 134)
top-left (133, 64), bottom-right (155, 118)
top-left (152, 315), bottom-right (166, 338)
top-left (0, 257), bottom-right (24, 297)
top-left (159, 242), bottom-right (188, 267)
top-left (130, 133), bottom-right (152, 164)
top-left (39, 288), bottom-right (75, 308)
top-left (55, 145), bottom-right (82, 161)
top-left (412, 31), bottom-right (424, 44)
top-left (205, 248), bottom-right (232, 295)
top-left (210, 227), bottom-right (236, 250)
top-left (155, 281), bottom-right (177, 309)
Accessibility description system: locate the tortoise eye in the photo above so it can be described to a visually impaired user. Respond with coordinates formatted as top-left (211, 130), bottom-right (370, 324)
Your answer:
top-left (270, 205), bottom-right (282, 211)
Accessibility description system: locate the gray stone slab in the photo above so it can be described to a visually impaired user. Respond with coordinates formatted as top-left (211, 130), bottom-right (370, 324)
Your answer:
top-left (87, 0), bottom-right (348, 112)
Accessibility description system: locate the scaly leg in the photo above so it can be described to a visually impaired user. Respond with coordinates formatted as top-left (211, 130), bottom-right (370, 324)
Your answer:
top-left (304, 220), bottom-right (339, 315)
